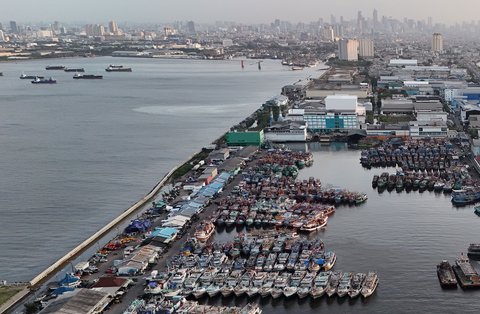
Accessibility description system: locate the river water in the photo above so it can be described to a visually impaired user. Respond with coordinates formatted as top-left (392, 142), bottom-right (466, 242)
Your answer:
top-left (208, 143), bottom-right (480, 313)
top-left (0, 57), bottom-right (318, 282)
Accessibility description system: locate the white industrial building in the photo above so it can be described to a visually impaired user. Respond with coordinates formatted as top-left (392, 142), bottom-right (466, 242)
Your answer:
top-left (389, 59), bottom-right (418, 67)
top-left (264, 121), bottom-right (308, 142)
top-left (409, 120), bottom-right (448, 137)
top-left (338, 39), bottom-right (358, 61)
top-left (286, 95), bottom-right (365, 132)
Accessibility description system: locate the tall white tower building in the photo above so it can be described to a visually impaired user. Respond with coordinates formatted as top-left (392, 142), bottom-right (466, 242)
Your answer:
top-left (432, 33), bottom-right (443, 52)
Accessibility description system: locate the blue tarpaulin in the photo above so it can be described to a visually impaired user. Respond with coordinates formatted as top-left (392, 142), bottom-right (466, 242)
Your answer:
top-left (59, 273), bottom-right (80, 286)
top-left (125, 219), bottom-right (152, 234)
top-left (51, 286), bottom-right (75, 296)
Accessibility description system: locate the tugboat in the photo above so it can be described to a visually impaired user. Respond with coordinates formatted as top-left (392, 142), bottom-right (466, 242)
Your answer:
top-left (361, 271), bottom-right (379, 298)
top-left (467, 243), bottom-right (480, 260)
top-left (31, 77), bottom-right (56, 84)
top-left (436, 260), bottom-right (457, 288)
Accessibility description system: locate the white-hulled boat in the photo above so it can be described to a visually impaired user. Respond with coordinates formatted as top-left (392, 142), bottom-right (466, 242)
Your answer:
top-left (248, 272), bottom-right (267, 297)
top-left (325, 271), bottom-right (342, 297)
top-left (323, 251), bottom-right (337, 271)
top-left (259, 272), bottom-right (277, 298)
top-left (310, 271), bottom-right (331, 299)
top-left (234, 270), bottom-right (254, 296)
top-left (221, 270), bottom-right (242, 297)
top-left (284, 271), bottom-right (305, 298)
top-left (348, 272), bottom-right (366, 298)
top-left (361, 271), bottom-right (379, 298)
top-left (300, 216), bottom-right (328, 232)
top-left (271, 273), bottom-right (290, 299)
top-left (297, 272), bottom-right (315, 299)
top-left (336, 272), bottom-right (353, 298)
top-left (194, 221), bottom-right (215, 242)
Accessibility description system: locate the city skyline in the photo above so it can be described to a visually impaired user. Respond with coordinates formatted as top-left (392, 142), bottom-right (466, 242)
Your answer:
top-left (2, 0), bottom-right (480, 25)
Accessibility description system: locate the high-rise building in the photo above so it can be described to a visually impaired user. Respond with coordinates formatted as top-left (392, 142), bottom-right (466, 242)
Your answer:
top-left (186, 21), bottom-right (195, 34)
top-left (338, 39), bottom-right (359, 61)
top-left (322, 26), bottom-right (334, 41)
top-left (373, 9), bottom-right (378, 29)
top-left (0, 30), bottom-right (5, 42)
top-left (109, 20), bottom-right (119, 35)
top-left (85, 24), bottom-right (106, 37)
top-left (432, 33), bottom-right (443, 52)
top-left (358, 39), bottom-right (375, 58)
top-left (0, 23), bottom-right (3, 31)
top-left (9, 21), bottom-right (18, 33)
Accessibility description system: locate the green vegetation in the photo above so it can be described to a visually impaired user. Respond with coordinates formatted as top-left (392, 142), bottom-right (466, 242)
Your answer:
top-left (170, 149), bottom-right (212, 182)
top-left (0, 286), bottom-right (22, 307)
top-left (24, 302), bottom-right (42, 314)
top-left (378, 115), bottom-right (413, 124)
top-left (366, 112), bottom-right (374, 124)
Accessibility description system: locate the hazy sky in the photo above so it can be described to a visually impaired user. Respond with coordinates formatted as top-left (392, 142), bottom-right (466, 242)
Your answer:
top-left (1, 0), bottom-right (478, 25)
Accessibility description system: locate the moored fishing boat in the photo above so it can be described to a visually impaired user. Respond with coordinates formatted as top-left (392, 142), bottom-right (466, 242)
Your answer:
top-left (336, 272), bottom-right (352, 298)
top-left (348, 272), bottom-right (366, 298)
top-left (325, 271), bottom-right (342, 297)
top-left (311, 271), bottom-right (331, 298)
top-left (194, 221), bottom-right (215, 242)
top-left (297, 272), bottom-right (315, 298)
top-left (361, 271), bottom-right (379, 298)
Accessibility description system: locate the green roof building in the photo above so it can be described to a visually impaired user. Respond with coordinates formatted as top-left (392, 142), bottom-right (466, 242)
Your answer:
top-left (226, 130), bottom-right (264, 146)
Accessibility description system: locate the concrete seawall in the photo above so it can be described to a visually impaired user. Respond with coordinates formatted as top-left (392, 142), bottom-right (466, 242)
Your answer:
top-left (28, 152), bottom-right (197, 288)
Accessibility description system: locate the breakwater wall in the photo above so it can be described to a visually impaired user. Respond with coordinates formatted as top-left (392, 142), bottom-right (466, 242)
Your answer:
top-left (28, 151), bottom-right (198, 288)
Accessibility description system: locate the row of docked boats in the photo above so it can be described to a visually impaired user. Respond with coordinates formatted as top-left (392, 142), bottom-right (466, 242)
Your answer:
top-left (146, 232), bottom-right (379, 301)
top-left (360, 139), bottom-right (456, 170)
top-left (145, 267), bottom-right (378, 300)
top-left (372, 171), bottom-right (459, 193)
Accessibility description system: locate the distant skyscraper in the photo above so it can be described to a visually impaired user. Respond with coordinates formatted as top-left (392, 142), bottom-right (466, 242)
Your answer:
top-left (109, 20), bottom-right (119, 35)
top-left (432, 33), bottom-right (443, 52)
top-left (0, 30), bottom-right (5, 42)
top-left (9, 21), bottom-right (17, 33)
top-left (322, 26), bottom-right (334, 41)
top-left (373, 9), bottom-right (378, 29)
top-left (358, 39), bottom-right (375, 58)
top-left (330, 14), bottom-right (336, 25)
top-left (0, 23), bottom-right (3, 31)
top-left (338, 39), bottom-right (359, 61)
top-left (186, 21), bottom-right (196, 34)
